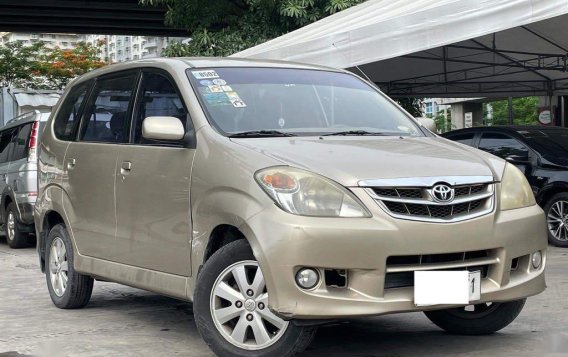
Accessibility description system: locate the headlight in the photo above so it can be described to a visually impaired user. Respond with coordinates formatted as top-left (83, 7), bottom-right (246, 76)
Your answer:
top-left (500, 163), bottom-right (536, 211)
top-left (255, 167), bottom-right (371, 217)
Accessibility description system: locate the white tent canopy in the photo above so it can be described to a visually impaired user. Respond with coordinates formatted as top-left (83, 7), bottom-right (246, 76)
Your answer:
top-left (234, 0), bottom-right (568, 97)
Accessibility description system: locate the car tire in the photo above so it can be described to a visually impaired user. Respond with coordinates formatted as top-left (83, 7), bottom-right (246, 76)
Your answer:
top-left (45, 223), bottom-right (94, 309)
top-left (544, 193), bottom-right (568, 247)
top-left (193, 239), bottom-right (317, 357)
top-left (424, 298), bottom-right (526, 335)
top-left (5, 202), bottom-right (29, 249)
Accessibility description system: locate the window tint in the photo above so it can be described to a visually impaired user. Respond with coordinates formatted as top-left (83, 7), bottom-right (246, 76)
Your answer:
top-left (80, 73), bottom-right (137, 143)
top-left (0, 128), bottom-right (17, 163)
top-left (11, 123), bottom-right (32, 161)
top-left (54, 81), bottom-right (90, 141)
top-left (479, 133), bottom-right (529, 159)
top-left (133, 72), bottom-right (188, 144)
top-left (448, 132), bottom-right (475, 146)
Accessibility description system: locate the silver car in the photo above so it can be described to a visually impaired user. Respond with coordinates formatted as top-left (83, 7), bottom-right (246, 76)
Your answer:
top-left (0, 110), bottom-right (47, 248)
top-left (35, 59), bottom-right (547, 356)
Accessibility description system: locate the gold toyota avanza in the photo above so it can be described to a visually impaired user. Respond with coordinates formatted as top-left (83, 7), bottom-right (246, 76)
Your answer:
top-left (35, 58), bottom-right (547, 357)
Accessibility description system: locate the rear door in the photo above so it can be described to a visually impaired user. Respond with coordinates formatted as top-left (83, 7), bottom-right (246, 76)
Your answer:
top-left (114, 69), bottom-right (194, 276)
top-left (0, 127), bottom-right (17, 223)
top-left (62, 71), bottom-right (138, 260)
top-left (5, 123), bottom-right (35, 222)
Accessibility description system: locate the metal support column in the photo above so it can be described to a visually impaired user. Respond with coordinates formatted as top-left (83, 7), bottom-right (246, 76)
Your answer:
top-left (508, 97), bottom-right (514, 125)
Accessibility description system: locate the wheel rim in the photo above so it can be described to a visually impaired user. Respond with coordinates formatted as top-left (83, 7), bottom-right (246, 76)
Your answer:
top-left (210, 260), bottom-right (289, 350)
top-left (547, 200), bottom-right (568, 242)
top-left (6, 211), bottom-right (15, 241)
top-left (49, 237), bottom-right (69, 297)
top-left (447, 302), bottom-right (500, 319)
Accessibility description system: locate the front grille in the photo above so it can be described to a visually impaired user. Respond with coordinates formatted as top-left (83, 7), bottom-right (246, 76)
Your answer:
top-left (384, 249), bottom-right (493, 289)
top-left (367, 181), bottom-right (494, 223)
top-left (384, 265), bottom-right (489, 289)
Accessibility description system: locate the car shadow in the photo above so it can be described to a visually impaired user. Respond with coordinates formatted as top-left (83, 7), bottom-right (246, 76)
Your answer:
top-left (80, 287), bottom-right (539, 357)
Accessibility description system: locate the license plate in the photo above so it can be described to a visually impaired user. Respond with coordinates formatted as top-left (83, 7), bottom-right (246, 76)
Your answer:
top-left (414, 270), bottom-right (481, 306)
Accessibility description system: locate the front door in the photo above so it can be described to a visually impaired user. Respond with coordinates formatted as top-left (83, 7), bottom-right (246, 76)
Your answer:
top-left (115, 70), bottom-right (194, 276)
top-left (63, 71), bottom-right (138, 259)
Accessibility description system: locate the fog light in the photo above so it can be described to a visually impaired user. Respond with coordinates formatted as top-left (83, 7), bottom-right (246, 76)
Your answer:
top-left (532, 251), bottom-right (542, 269)
top-left (295, 268), bottom-right (319, 289)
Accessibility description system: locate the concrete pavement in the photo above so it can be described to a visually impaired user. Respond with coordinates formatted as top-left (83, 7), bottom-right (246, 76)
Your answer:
top-left (1, 236), bottom-right (567, 357)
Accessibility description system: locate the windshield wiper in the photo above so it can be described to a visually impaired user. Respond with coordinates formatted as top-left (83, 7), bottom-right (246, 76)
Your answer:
top-left (229, 130), bottom-right (297, 138)
top-left (322, 130), bottom-right (388, 136)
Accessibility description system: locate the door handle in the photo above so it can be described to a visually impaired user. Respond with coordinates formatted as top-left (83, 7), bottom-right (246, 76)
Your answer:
top-left (67, 158), bottom-right (76, 170)
top-left (120, 161), bottom-right (132, 176)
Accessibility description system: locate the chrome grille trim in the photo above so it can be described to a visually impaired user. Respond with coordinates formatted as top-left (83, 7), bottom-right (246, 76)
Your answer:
top-left (358, 175), bottom-right (494, 188)
top-left (362, 178), bottom-right (496, 223)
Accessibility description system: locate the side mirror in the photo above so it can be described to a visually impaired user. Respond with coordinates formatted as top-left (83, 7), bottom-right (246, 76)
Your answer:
top-left (505, 153), bottom-right (530, 164)
top-left (415, 117), bottom-right (437, 132)
top-left (142, 116), bottom-right (185, 141)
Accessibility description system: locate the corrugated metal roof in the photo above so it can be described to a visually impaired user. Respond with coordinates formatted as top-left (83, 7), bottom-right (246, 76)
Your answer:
top-left (14, 92), bottom-right (60, 107)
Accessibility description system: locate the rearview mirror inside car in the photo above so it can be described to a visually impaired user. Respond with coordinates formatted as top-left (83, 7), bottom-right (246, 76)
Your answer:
top-left (142, 116), bottom-right (185, 141)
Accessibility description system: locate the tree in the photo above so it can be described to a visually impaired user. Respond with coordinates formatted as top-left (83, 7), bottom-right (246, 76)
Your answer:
top-left (0, 41), bottom-right (45, 88)
top-left (484, 97), bottom-right (538, 126)
top-left (395, 98), bottom-right (423, 118)
top-left (433, 108), bottom-right (451, 133)
top-left (35, 41), bottom-right (107, 90)
top-left (140, 0), bottom-right (366, 56)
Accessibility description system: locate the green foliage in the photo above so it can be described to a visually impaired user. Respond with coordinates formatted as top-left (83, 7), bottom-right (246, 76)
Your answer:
top-left (484, 97), bottom-right (538, 126)
top-left (395, 98), bottom-right (423, 118)
top-left (0, 41), bottom-right (45, 88)
top-left (434, 108), bottom-right (451, 133)
top-left (140, 0), bottom-right (365, 57)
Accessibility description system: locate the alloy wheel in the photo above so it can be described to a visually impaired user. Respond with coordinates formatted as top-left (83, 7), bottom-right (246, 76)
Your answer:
top-left (49, 237), bottom-right (69, 297)
top-left (210, 260), bottom-right (289, 350)
top-left (547, 200), bottom-right (568, 242)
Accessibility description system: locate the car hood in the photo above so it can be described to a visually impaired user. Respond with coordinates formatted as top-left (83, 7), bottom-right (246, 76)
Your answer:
top-left (232, 136), bottom-right (503, 187)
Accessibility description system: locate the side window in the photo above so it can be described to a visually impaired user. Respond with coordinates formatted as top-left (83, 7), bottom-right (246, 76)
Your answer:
top-left (54, 82), bottom-right (90, 141)
top-left (478, 133), bottom-right (529, 159)
top-left (80, 73), bottom-right (137, 143)
top-left (0, 129), bottom-right (16, 163)
top-left (11, 123), bottom-right (32, 161)
top-left (132, 72), bottom-right (189, 144)
top-left (448, 132), bottom-right (475, 146)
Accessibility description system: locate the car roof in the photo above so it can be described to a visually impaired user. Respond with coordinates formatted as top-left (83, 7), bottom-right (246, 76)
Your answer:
top-left (69, 57), bottom-right (345, 87)
top-left (2, 110), bottom-right (46, 131)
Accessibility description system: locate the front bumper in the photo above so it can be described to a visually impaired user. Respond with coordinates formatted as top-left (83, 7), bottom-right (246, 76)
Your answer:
top-left (240, 191), bottom-right (547, 320)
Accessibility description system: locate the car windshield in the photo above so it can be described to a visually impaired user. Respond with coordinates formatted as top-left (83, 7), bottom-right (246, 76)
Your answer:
top-left (187, 67), bottom-right (422, 137)
top-left (518, 129), bottom-right (568, 157)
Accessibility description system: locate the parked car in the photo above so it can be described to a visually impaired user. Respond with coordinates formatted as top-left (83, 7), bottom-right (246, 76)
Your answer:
top-left (0, 110), bottom-right (48, 248)
top-left (443, 126), bottom-right (568, 247)
top-left (36, 59), bottom-right (546, 357)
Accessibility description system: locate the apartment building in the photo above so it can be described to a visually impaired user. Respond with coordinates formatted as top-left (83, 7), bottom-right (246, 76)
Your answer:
top-left (84, 35), bottom-right (183, 62)
top-left (0, 32), bottom-right (81, 50)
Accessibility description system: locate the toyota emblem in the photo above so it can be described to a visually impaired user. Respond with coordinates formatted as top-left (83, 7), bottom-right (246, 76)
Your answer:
top-left (431, 183), bottom-right (455, 202)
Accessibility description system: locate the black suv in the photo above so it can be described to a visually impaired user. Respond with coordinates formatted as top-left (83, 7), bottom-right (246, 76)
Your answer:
top-left (443, 126), bottom-right (568, 247)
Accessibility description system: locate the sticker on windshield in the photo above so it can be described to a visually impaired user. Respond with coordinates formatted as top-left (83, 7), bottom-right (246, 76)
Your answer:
top-left (208, 85), bottom-right (223, 93)
top-left (278, 118), bottom-right (286, 127)
top-left (199, 79), bottom-right (213, 86)
top-left (203, 92), bottom-right (232, 107)
top-left (221, 85), bottom-right (233, 92)
top-left (212, 78), bottom-right (227, 86)
top-left (226, 91), bottom-right (247, 108)
top-left (192, 70), bottom-right (219, 79)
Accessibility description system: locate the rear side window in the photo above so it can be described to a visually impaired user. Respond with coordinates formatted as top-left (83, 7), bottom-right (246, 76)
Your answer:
top-left (448, 132), bottom-right (475, 146)
top-left (54, 82), bottom-right (90, 141)
top-left (0, 128), bottom-right (16, 163)
top-left (80, 73), bottom-right (137, 143)
top-left (478, 133), bottom-right (529, 159)
top-left (11, 123), bottom-right (32, 161)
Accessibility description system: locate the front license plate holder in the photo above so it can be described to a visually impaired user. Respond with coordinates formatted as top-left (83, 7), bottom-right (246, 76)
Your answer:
top-left (414, 270), bottom-right (481, 306)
